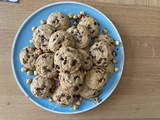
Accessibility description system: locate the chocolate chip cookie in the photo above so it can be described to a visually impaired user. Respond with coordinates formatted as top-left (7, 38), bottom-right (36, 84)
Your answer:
top-left (35, 53), bottom-right (58, 78)
top-left (78, 49), bottom-right (93, 71)
top-left (89, 40), bottom-right (113, 67)
top-left (78, 15), bottom-right (100, 38)
top-left (52, 86), bottom-right (74, 106)
top-left (19, 46), bottom-right (38, 70)
top-left (59, 70), bottom-right (84, 95)
top-left (80, 82), bottom-right (101, 98)
top-left (48, 30), bottom-right (75, 53)
top-left (67, 25), bottom-right (91, 48)
top-left (32, 24), bottom-right (56, 52)
top-left (85, 66), bottom-right (108, 90)
top-left (30, 75), bottom-right (55, 98)
top-left (94, 34), bottom-right (115, 51)
top-left (47, 12), bottom-right (70, 31)
top-left (54, 47), bottom-right (81, 73)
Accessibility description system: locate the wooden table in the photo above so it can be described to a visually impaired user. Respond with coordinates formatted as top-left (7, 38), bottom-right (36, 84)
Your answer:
top-left (0, 0), bottom-right (160, 119)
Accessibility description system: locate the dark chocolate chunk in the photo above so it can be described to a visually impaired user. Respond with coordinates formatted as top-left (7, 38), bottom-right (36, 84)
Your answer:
top-left (71, 60), bottom-right (77, 66)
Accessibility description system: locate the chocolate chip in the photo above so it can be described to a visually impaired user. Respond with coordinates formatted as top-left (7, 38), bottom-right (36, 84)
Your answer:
top-left (99, 46), bottom-right (104, 53)
top-left (55, 65), bottom-right (60, 69)
top-left (88, 25), bottom-right (92, 29)
top-left (74, 75), bottom-right (80, 80)
top-left (58, 41), bottom-right (61, 44)
top-left (93, 92), bottom-right (96, 96)
top-left (61, 93), bottom-right (65, 97)
top-left (86, 57), bottom-right (90, 60)
top-left (27, 55), bottom-right (30, 58)
top-left (74, 86), bottom-right (79, 92)
top-left (64, 70), bottom-right (69, 73)
top-left (103, 58), bottom-right (107, 61)
top-left (97, 61), bottom-right (101, 64)
top-left (67, 96), bottom-right (71, 100)
top-left (49, 88), bottom-right (53, 93)
top-left (60, 57), bottom-right (64, 61)
top-left (71, 60), bottom-right (77, 66)
top-left (52, 38), bottom-right (56, 41)
top-left (26, 48), bottom-right (29, 53)
top-left (94, 22), bottom-right (97, 25)
top-left (57, 97), bottom-right (61, 102)
top-left (98, 78), bottom-right (105, 83)
top-left (92, 30), bottom-right (95, 34)
top-left (99, 58), bottom-right (102, 61)
top-left (71, 30), bottom-right (74, 34)
top-left (98, 23), bottom-right (100, 26)
top-left (22, 59), bottom-right (27, 64)
top-left (67, 48), bottom-right (72, 52)
top-left (63, 59), bottom-right (67, 65)
top-left (96, 44), bottom-right (98, 46)
top-left (79, 84), bottom-right (82, 87)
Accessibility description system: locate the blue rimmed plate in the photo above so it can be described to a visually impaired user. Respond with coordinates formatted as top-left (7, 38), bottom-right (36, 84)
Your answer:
top-left (11, 1), bottom-right (124, 114)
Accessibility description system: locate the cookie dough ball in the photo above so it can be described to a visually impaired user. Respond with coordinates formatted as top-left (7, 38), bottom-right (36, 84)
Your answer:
top-left (35, 53), bottom-right (58, 78)
top-left (78, 49), bottom-right (93, 71)
top-left (85, 66), bottom-right (108, 90)
top-left (48, 30), bottom-right (75, 53)
top-left (19, 46), bottom-right (38, 70)
top-left (47, 12), bottom-right (70, 31)
top-left (31, 75), bottom-right (55, 98)
top-left (80, 82), bottom-right (101, 98)
top-left (89, 40), bottom-right (113, 67)
top-left (105, 62), bottom-right (114, 77)
top-left (78, 15), bottom-right (100, 38)
top-left (59, 70), bottom-right (84, 95)
top-left (54, 47), bottom-right (81, 73)
top-left (32, 24), bottom-right (56, 52)
top-left (52, 86), bottom-right (74, 106)
top-left (94, 34), bottom-right (115, 51)
top-left (67, 25), bottom-right (91, 48)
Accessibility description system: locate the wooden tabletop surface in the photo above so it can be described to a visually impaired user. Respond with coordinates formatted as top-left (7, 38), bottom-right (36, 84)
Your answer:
top-left (0, 0), bottom-right (160, 119)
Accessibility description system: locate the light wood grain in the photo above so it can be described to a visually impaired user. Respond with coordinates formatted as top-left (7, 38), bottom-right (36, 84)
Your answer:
top-left (0, 0), bottom-right (160, 120)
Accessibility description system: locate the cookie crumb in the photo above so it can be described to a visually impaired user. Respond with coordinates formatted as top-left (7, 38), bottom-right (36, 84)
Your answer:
top-left (49, 98), bottom-right (53, 102)
top-left (80, 10), bottom-right (85, 15)
top-left (68, 13), bottom-right (73, 18)
top-left (26, 79), bottom-right (32, 84)
top-left (103, 28), bottom-right (108, 34)
top-left (40, 20), bottom-right (46, 25)
top-left (27, 70), bottom-right (33, 76)
top-left (78, 14), bottom-right (82, 19)
top-left (32, 26), bottom-right (37, 31)
top-left (115, 41), bottom-right (120, 46)
top-left (36, 49), bottom-right (43, 56)
top-left (30, 39), bottom-right (33, 44)
top-left (21, 67), bottom-right (27, 72)
top-left (115, 67), bottom-right (119, 72)
top-left (94, 97), bottom-right (99, 102)
top-left (34, 71), bottom-right (38, 76)
top-left (112, 59), bottom-right (117, 64)
top-left (73, 104), bottom-right (79, 110)
top-left (73, 15), bottom-right (78, 20)
top-left (75, 99), bottom-right (81, 106)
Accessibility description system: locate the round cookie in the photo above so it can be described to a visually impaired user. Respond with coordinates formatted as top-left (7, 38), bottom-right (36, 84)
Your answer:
top-left (52, 86), bottom-right (74, 106)
top-left (35, 53), bottom-right (58, 78)
top-left (80, 83), bottom-right (101, 98)
top-left (48, 30), bottom-right (75, 53)
top-left (19, 46), bottom-right (38, 70)
top-left (94, 34), bottom-right (115, 51)
top-left (105, 62), bottom-right (114, 77)
top-left (67, 25), bottom-right (91, 48)
top-left (32, 24), bottom-right (56, 52)
top-left (47, 12), bottom-right (70, 31)
top-left (59, 70), bottom-right (84, 95)
top-left (30, 75), bottom-right (55, 98)
top-left (89, 40), bottom-right (113, 67)
top-left (78, 15), bottom-right (100, 38)
top-left (85, 66), bottom-right (108, 90)
top-left (54, 47), bottom-right (81, 73)
top-left (78, 49), bottom-right (93, 71)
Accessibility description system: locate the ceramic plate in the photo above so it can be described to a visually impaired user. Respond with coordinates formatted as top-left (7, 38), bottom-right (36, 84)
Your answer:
top-left (11, 1), bottom-right (124, 114)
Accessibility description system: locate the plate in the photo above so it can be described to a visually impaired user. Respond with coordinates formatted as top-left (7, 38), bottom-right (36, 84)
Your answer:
top-left (11, 1), bottom-right (124, 114)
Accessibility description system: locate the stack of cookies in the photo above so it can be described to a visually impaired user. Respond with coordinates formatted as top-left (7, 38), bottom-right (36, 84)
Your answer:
top-left (19, 11), bottom-right (119, 109)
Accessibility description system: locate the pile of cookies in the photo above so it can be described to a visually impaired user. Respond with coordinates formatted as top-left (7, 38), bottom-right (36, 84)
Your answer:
top-left (19, 11), bottom-right (120, 109)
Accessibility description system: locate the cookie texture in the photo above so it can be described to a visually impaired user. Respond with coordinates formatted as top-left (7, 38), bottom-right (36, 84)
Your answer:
top-left (59, 70), bottom-right (84, 95)
top-left (32, 24), bottom-right (56, 52)
top-left (30, 75), bottom-right (55, 98)
top-left (19, 46), bottom-right (38, 70)
top-left (67, 25), bottom-right (91, 48)
top-left (80, 83), bottom-right (101, 98)
top-left (78, 15), bottom-right (100, 38)
top-left (54, 47), bottom-right (81, 73)
top-left (78, 49), bottom-right (93, 71)
top-left (52, 86), bottom-right (74, 106)
top-left (94, 34), bottom-right (115, 51)
top-left (85, 66), bottom-right (108, 90)
top-left (89, 40), bottom-right (113, 67)
top-left (48, 30), bottom-right (75, 53)
top-left (35, 53), bottom-right (58, 78)
top-left (47, 12), bottom-right (70, 31)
